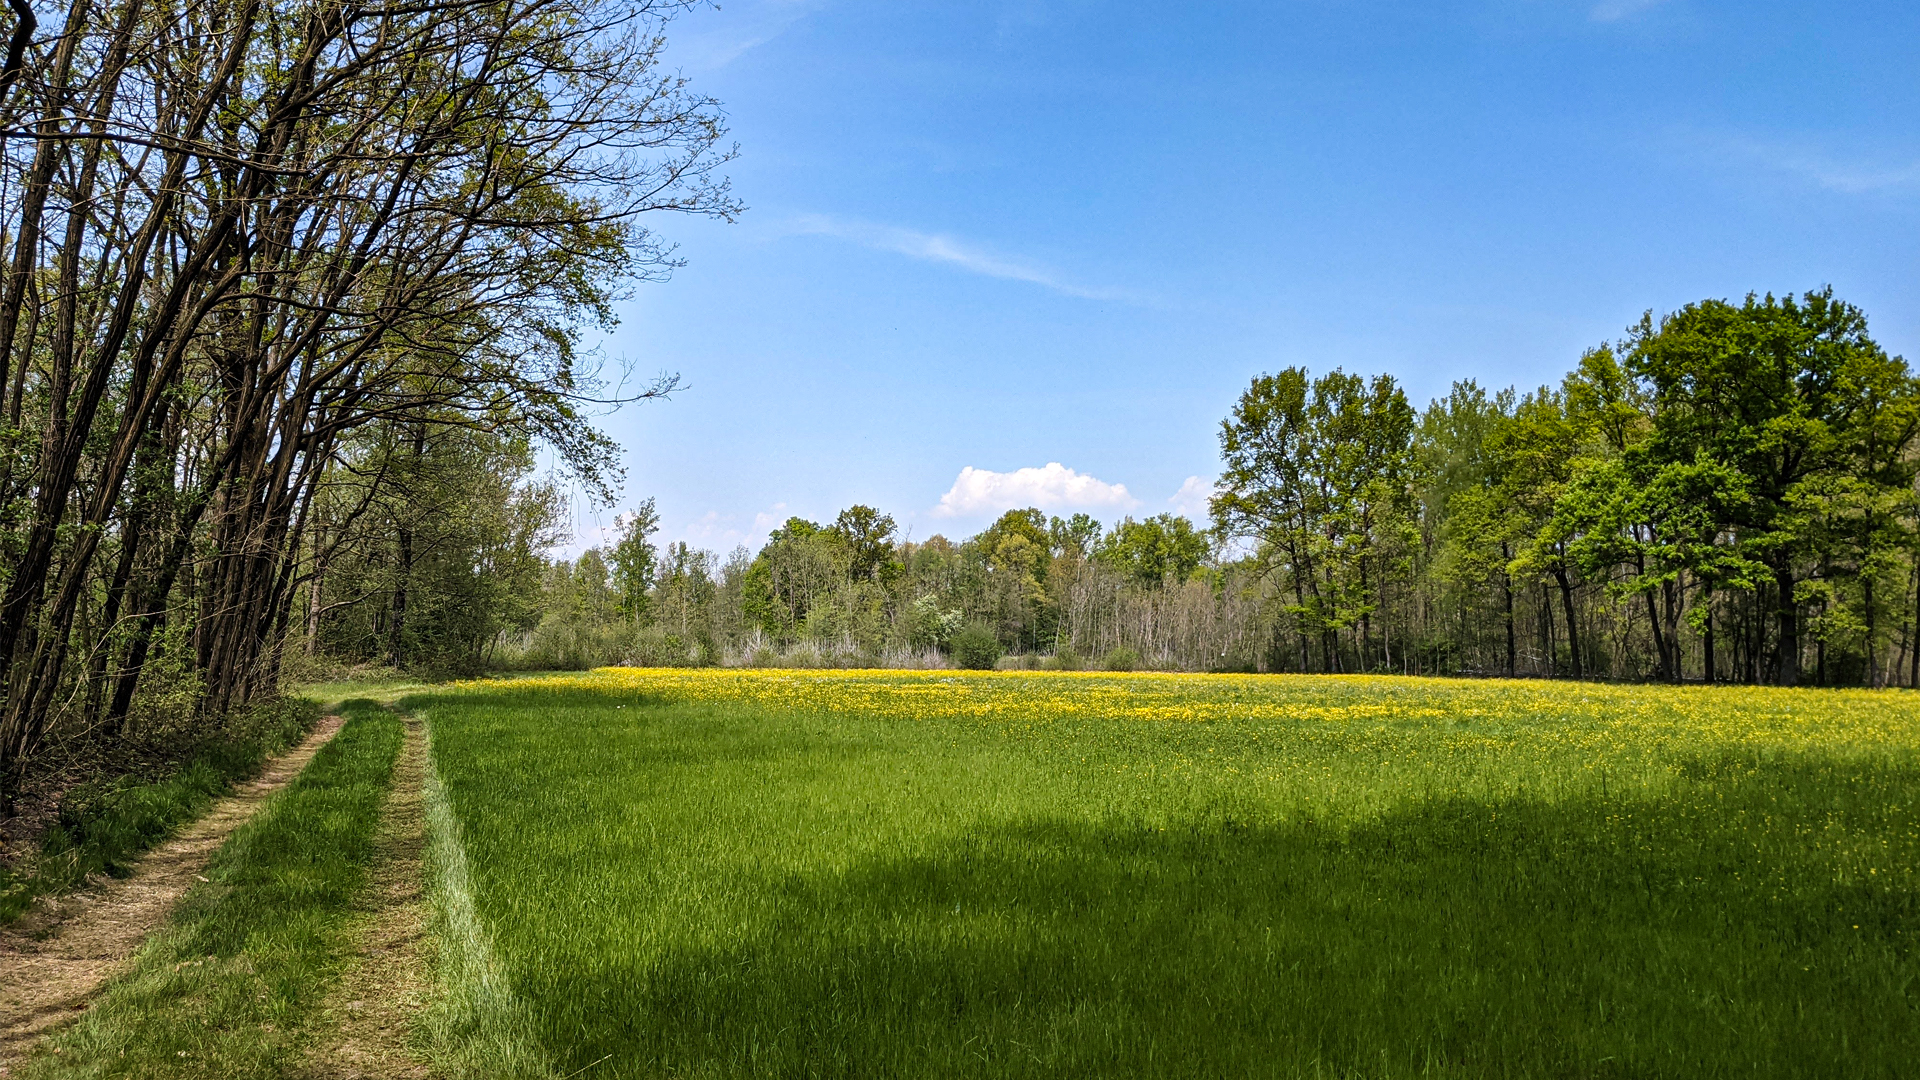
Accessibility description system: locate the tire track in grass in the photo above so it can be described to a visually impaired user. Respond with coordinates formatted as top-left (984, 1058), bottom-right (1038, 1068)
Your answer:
top-left (418, 709), bottom-right (554, 1079)
top-left (301, 711), bottom-right (433, 1079)
top-left (0, 714), bottom-right (346, 1068)
top-left (10, 702), bottom-right (401, 1078)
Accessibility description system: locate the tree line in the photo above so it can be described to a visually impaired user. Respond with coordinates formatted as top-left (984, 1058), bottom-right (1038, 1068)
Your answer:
top-left (1215, 289), bottom-right (1917, 689)
top-left (0, 0), bottom-right (735, 811)
top-left (306, 287), bottom-right (1917, 693)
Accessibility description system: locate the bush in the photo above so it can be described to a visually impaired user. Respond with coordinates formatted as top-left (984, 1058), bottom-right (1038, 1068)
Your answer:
top-left (950, 624), bottom-right (1003, 671)
top-left (1047, 648), bottom-right (1084, 671)
top-left (1103, 647), bottom-right (1140, 672)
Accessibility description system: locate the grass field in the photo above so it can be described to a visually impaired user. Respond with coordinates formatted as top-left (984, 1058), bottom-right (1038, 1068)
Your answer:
top-left (415, 670), bottom-right (1920, 1079)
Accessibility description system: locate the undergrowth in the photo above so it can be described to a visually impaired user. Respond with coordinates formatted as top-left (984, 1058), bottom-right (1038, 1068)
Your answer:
top-left (0, 696), bottom-right (321, 924)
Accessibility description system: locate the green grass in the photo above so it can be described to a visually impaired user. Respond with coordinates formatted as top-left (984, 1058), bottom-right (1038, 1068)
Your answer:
top-left (420, 718), bottom-right (559, 1079)
top-left (23, 701), bottom-right (402, 1079)
top-left (296, 676), bottom-right (435, 710)
top-left (1, 698), bottom-right (321, 925)
top-left (415, 671), bottom-right (1920, 1080)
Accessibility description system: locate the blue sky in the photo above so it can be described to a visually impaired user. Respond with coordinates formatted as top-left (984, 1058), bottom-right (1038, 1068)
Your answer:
top-left (568, 0), bottom-right (1920, 554)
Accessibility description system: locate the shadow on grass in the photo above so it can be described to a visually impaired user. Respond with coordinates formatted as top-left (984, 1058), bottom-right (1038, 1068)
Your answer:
top-left (512, 753), bottom-right (1918, 1080)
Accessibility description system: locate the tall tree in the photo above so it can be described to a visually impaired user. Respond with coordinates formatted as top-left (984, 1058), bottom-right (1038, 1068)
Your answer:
top-left (611, 500), bottom-right (663, 624)
top-left (1628, 289), bottom-right (1920, 685)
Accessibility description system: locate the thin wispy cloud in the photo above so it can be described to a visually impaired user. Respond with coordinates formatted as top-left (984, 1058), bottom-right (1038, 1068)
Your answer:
top-left (1589, 0), bottom-right (1670, 22)
top-left (1704, 133), bottom-right (1920, 195)
top-left (787, 214), bottom-right (1136, 301)
top-left (676, 0), bottom-right (821, 70)
top-left (668, 503), bottom-right (792, 553)
top-left (1768, 153), bottom-right (1920, 195)
top-left (932, 463), bottom-right (1140, 519)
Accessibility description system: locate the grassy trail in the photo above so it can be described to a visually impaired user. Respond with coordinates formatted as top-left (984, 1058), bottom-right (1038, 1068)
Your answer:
top-left (1, 700), bottom-right (322, 927)
top-left (301, 711), bottom-right (435, 1079)
top-left (17, 702), bottom-right (403, 1079)
top-left (419, 670), bottom-right (1920, 1080)
top-left (0, 715), bottom-right (344, 1065)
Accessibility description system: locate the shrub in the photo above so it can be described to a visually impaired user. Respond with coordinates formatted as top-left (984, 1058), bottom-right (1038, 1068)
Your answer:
top-left (950, 624), bottom-right (1003, 671)
top-left (1103, 647), bottom-right (1140, 672)
top-left (1047, 648), bottom-right (1084, 671)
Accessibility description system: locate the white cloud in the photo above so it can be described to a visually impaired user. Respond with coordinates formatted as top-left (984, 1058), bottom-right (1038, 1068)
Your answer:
top-left (785, 214), bottom-right (1135, 301)
top-left (1167, 475), bottom-right (1215, 519)
top-left (932, 463), bottom-right (1140, 519)
top-left (681, 510), bottom-right (748, 547)
top-left (652, 503), bottom-right (792, 554)
top-left (1590, 0), bottom-right (1670, 22)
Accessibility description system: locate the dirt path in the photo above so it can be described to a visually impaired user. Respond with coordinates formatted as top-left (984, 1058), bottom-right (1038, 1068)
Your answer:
top-left (0, 715), bottom-right (347, 1067)
top-left (302, 712), bottom-right (433, 1080)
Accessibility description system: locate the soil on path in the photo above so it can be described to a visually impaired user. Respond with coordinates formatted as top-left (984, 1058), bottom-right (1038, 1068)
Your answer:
top-left (301, 712), bottom-right (433, 1080)
top-left (0, 714), bottom-right (347, 1068)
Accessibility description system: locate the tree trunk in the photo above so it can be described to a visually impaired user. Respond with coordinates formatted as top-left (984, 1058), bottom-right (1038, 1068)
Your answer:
top-left (1774, 564), bottom-right (1799, 686)
top-left (1865, 574), bottom-right (1880, 688)
top-left (1501, 543), bottom-right (1516, 677)
top-left (1703, 600), bottom-right (1715, 684)
top-left (1554, 565), bottom-right (1582, 679)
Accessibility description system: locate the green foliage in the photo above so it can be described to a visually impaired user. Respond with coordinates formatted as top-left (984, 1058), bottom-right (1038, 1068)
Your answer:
top-left (906, 594), bottom-right (963, 652)
top-left (1049, 513), bottom-right (1103, 560)
top-left (1625, 288), bottom-right (1920, 683)
top-left (610, 499), bottom-right (661, 623)
top-left (1094, 514), bottom-right (1208, 587)
top-left (950, 623), bottom-right (1003, 670)
top-left (743, 517), bottom-right (843, 642)
top-left (313, 422), bottom-right (559, 676)
top-left (335, 287), bottom-right (1920, 688)
top-left (1216, 366), bottom-right (1417, 672)
top-left (831, 505), bottom-right (901, 585)
top-left (1103, 646), bottom-right (1141, 671)
top-left (1047, 646), bottom-right (1085, 670)
top-left (971, 509), bottom-right (1057, 651)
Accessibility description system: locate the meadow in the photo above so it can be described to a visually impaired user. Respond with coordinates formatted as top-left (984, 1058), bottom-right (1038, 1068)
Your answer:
top-left (414, 670), bottom-right (1920, 1079)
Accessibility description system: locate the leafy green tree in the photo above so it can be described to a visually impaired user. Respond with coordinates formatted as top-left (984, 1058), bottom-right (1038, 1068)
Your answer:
top-left (831, 505), bottom-right (900, 584)
top-left (972, 509), bottom-right (1056, 649)
top-left (656, 542), bottom-right (719, 657)
top-left (1216, 367), bottom-right (1416, 672)
top-left (1214, 367), bottom-right (1325, 670)
top-left (742, 517), bottom-right (842, 642)
top-left (1628, 288), bottom-right (1920, 685)
top-left (1419, 380), bottom-right (1519, 674)
top-left (310, 422), bottom-right (562, 676)
top-left (906, 595), bottom-right (964, 652)
top-left (1495, 384), bottom-right (1594, 677)
top-left (1095, 514), bottom-right (1209, 588)
top-left (950, 623), bottom-right (1003, 670)
top-left (1049, 513), bottom-right (1104, 560)
top-left (610, 499), bottom-right (661, 624)
top-left (1308, 369), bottom-right (1417, 671)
